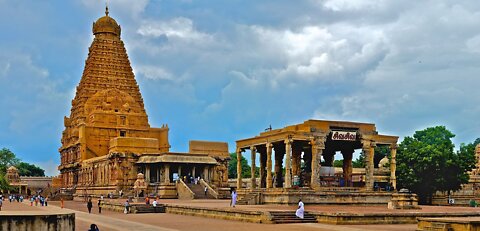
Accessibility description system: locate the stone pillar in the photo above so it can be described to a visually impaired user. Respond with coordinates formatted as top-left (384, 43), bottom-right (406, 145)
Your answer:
top-left (145, 165), bottom-right (151, 183)
top-left (274, 145), bottom-right (284, 188)
top-left (292, 145), bottom-right (302, 178)
top-left (157, 167), bottom-right (160, 182)
top-left (284, 139), bottom-right (292, 188)
top-left (266, 143), bottom-right (273, 189)
top-left (259, 148), bottom-right (266, 188)
top-left (193, 166), bottom-right (196, 178)
top-left (237, 149), bottom-right (243, 189)
top-left (164, 164), bottom-right (170, 183)
top-left (341, 148), bottom-right (354, 187)
top-left (390, 144), bottom-right (398, 190)
top-left (363, 140), bottom-right (376, 191)
top-left (203, 167), bottom-right (209, 182)
top-left (310, 136), bottom-right (325, 190)
top-left (250, 146), bottom-right (257, 189)
top-left (178, 166), bottom-right (182, 177)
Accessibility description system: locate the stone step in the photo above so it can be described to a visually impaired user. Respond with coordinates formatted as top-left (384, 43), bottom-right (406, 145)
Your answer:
top-left (269, 211), bottom-right (317, 224)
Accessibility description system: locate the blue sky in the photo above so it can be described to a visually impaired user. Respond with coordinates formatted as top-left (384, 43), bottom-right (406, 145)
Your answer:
top-left (1, 0), bottom-right (479, 176)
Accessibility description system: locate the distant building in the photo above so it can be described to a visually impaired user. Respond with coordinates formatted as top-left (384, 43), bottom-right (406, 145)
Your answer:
top-left (6, 166), bottom-right (52, 195)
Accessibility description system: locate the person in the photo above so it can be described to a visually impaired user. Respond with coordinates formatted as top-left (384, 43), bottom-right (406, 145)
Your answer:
top-left (60, 197), bottom-right (64, 209)
top-left (124, 200), bottom-right (130, 214)
top-left (100, 195), bottom-right (104, 200)
top-left (295, 199), bottom-right (304, 219)
top-left (152, 199), bottom-right (158, 213)
top-left (98, 199), bottom-right (102, 214)
top-left (87, 198), bottom-right (93, 214)
top-left (119, 190), bottom-right (123, 198)
top-left (230, 189), bottom-right (237, 207)
top-left (88, 224), bottom-right (99, 231)
top-left (145, 196), bottom-right (150, 205)
top-left (44, 196), bottom-right (48, 206)
top-left (204, 186), bottom-right (208, 196)
top-left (0, 198), bottom-right (3, 211)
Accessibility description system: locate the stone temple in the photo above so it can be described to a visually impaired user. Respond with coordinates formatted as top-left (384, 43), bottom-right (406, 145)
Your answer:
top-left (58, 7), bottom-right (229, 198)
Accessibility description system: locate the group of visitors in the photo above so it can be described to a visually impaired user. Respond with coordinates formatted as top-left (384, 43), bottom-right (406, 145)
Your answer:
top-left (7, 194), bottom-right (24, 203)
top-left (29, 195), bottom-right (48, 206)
top-left (86, 196), bottom-right (103, 214)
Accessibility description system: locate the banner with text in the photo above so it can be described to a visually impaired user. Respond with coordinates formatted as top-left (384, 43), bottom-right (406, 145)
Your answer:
top-left (331, 131), bottom-right (357, 141)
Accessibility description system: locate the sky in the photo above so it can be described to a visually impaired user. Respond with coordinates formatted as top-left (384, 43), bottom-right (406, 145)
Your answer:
top-left (0, 0), bottom-right (479, 176)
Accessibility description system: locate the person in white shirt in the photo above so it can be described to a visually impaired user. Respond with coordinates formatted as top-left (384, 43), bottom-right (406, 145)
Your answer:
top-left (152, 199), bottom-right (158, 213)
top-left (296, 199), bottom-right (304, 219)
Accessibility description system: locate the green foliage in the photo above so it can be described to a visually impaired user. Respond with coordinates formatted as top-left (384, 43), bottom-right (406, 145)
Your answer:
top-left (0, 148), bottom-right (20, 174)
top-left (0, 174), bottom-right (12, 192)
top-left (352, 153), bottom-right (365, 168)
top-left (396, 126), bottom-right (476, 204)
top-left (228, 152), bottom-right (251, 178)
top-left (333, 159), bottom-right (343, 167)
top-left (16, 162), bottom-right (45, 177)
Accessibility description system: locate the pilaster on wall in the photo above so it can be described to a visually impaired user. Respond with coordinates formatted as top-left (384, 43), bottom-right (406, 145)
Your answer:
top-left (310, 135), bottom-right (326, 190)
top-left (362, 140), bottom-right (376, 191)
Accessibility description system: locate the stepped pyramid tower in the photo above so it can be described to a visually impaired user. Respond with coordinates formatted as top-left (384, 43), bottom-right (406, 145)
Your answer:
top-left (58, 7), bottom-right (170, 189)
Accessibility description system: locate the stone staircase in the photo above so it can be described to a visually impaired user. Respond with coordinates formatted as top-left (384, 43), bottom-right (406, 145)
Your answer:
top-left (187, 183), bottom-right (215, 199)
top-left (268, 211), bottom-right (317, 224)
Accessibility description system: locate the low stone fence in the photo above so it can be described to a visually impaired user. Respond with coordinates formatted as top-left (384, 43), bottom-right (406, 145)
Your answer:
top-left (0, 212), bottom-right (75, 231)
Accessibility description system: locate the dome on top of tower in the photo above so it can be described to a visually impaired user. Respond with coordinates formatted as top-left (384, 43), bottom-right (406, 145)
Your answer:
top-left (92, 6), bottom-right (121, 37)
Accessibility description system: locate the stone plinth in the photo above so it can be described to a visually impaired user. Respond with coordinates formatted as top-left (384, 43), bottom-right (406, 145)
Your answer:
top-left (0, 212), bottom-right (74, 231)
top-left (388, 190), bottom-right (420, 209)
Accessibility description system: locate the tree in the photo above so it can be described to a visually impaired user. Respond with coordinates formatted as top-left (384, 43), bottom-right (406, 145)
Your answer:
top-left (0, 148), bottom-right (20, 174)
top-left (16, 162), bottom-right (45, 177)
top-left (228, 152), bottom-right (251, 178)
top-left (396, 126), bottom-right (475, 204)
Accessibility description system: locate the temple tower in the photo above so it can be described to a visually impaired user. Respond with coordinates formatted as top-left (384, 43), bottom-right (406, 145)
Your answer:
top-left (59, 7), bottom-right (170, 188)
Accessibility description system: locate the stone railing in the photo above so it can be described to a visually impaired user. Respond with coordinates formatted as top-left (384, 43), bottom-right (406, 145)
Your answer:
top-left (176, 179), bottom-right (194, 200)
top-left (199, 179), bottom-right (218, 199)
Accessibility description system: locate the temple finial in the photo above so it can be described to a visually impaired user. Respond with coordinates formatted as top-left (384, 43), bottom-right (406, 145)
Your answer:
top-left (105, 2), bottom-right (109, 16)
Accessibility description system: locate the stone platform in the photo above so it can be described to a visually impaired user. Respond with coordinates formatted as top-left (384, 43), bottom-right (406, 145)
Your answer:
top-left (0, 211), bottom-right (75, 231)
top-left (417, 217), bottom-right (480, 231)
top-left (237, 188), bottom-right (393, 205)
top-left (100, 198), bottom-right (480, 225)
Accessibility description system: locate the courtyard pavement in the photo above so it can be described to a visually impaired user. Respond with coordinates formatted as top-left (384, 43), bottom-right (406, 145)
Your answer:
top-left (7, 198), bottom-right (472, 230)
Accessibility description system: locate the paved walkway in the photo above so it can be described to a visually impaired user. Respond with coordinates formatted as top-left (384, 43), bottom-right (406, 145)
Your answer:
top-left (45, 200), bottom-right (417, 231)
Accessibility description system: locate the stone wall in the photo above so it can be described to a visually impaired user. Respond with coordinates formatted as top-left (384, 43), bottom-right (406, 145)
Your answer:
top-left (0, 212), bottom-right (75, 231)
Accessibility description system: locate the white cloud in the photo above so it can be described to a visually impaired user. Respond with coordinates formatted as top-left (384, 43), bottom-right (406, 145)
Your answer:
top-left (80, 0), bottom-right (149, 18)
top-left (322, 0), bottom-right (388, 12)
top-left (136, 65), bottom-right (174, 81)
top-left (138, 17), bottom-right (214, 43)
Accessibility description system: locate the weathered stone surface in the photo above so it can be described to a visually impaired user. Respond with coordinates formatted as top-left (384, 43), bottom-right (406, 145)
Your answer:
top-left (0, 212), bottom-right (75, 231)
